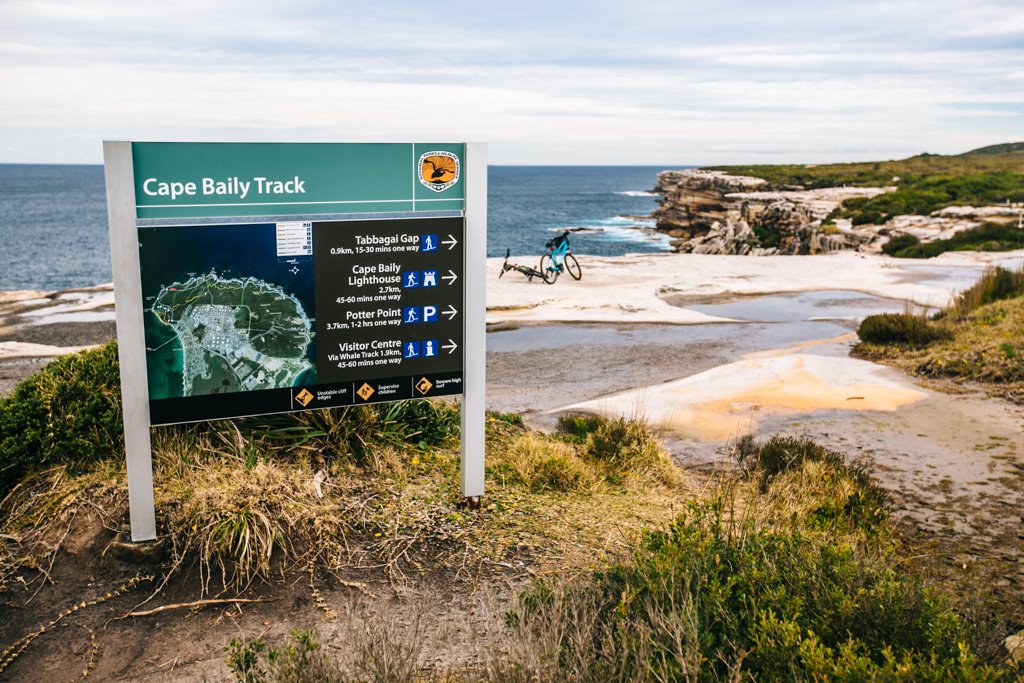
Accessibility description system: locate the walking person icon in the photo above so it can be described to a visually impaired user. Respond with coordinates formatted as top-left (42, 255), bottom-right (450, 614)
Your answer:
top-left (404, 307), bottom-right (420, 324)
top-left (404, 341), bottom-right (420, 358)
top-left (404, 271), bottom-right (420, 288)
top-left (421, 234), bottom-right (438, 252)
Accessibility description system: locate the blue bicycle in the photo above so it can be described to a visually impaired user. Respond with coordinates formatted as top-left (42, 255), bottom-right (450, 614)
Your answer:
top-left (540, 231), bottom-right (582, 283)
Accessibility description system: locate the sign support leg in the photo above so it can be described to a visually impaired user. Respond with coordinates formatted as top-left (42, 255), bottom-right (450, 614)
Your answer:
top-left (103, 141), bottom-right (157, 542)
top-left (461, 143), bottom-right (487, 503)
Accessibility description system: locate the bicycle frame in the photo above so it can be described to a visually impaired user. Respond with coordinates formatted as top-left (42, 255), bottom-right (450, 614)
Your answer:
top-left (547, 236), bottom-right (570, 270)
top-left (542, 231), bottom-right (577, 281)
top-left (498, 248), bottom-right (553, 283)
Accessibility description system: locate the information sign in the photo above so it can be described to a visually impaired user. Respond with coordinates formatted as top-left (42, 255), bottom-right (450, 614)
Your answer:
top-left (104, 142), bottom-right (486, 542)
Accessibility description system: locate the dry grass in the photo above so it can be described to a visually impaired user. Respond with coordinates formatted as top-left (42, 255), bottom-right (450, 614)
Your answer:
top-left (1, 406), bottom-right (695, 599)
top-left (0, 459), bottom-right (125, 595)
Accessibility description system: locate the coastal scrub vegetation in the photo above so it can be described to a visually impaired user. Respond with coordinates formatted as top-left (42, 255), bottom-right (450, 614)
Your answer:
top-left (882, 223), bottom-right (1024, 258)
top-left (0, 342), bottom-right (122, 497)
top-left (224, 435), bottom-right (1021, 681)
top-left (709, 143), bottom-right (1024, 226)
top-left (856, 265), bottom-right (1024, 403)
top-left (2, 348), bottom-right (1022, 678)
top-left (856, 311), bottom-right (952, 347)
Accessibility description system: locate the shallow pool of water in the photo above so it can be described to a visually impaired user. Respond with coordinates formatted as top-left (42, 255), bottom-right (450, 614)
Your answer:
top-left (688, 290), bottom-right (907, 323)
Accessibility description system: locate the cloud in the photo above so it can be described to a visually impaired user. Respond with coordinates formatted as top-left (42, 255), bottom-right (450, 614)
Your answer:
top-left (0, 0), bottom-right (1021, 163)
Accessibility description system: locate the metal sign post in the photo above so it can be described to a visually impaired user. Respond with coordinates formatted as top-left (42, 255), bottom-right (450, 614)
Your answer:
top-left (103, 141), bottom-right (487, 540)
top-left (461, 143), bottom-right (486, 502)
top-left (104, 141), bottom-right (157, 541)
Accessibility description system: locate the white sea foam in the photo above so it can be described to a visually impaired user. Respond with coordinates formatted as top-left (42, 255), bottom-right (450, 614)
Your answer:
top-left (615, 190), bottom-right (659, 197)
top-left (546, 218), bottom-right (673, 250)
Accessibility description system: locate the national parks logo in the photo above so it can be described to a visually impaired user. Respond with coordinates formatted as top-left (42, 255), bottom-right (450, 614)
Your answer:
top-left (417, 151), bottom-right (460, 192)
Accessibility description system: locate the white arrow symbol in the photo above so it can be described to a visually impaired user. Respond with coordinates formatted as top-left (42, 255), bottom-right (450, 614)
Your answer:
top-left (443, 305), bottom-right (458, 320)
top-left (442, 234), bottom-right (458, 250)
top-left (442, 270), bottom-right (458, 285)
top-left (442, 339), bottom-right (458, 354)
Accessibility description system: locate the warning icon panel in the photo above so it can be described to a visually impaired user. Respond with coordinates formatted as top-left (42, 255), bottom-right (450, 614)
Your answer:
top-left (356, 383), bottom-right (375, 401)
top-left (294, 388), bottom-right (314, 407)
top-left (416, 377), bottom-right (433, 395)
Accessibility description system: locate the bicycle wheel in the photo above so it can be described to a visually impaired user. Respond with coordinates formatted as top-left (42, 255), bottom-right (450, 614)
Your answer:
top-left (565, 253), bottom-right (582, 280)
top-left (539, 254), bottom-right (559, 284)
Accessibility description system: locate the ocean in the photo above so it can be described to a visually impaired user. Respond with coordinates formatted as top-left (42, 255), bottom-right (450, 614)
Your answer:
top-left (0, 164), bottom-right (682, 292)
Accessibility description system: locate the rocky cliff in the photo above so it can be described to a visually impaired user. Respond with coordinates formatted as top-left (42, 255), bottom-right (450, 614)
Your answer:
top-left (652, 170), bottom-right (888, 255)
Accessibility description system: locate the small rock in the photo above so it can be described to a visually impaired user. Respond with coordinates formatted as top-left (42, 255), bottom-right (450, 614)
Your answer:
top-left (1006, 630), bottom-right (1024, 663)
top-left (107, 537), bottom-right (168, 564)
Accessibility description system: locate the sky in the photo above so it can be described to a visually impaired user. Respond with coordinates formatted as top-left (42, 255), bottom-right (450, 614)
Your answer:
top-left (1, 0), bottom-right (1022, 165)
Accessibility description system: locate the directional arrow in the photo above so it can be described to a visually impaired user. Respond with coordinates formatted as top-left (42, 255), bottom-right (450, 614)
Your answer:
top-left (443, 339), bottom-right (458, 354)
top-left (442, 270), bottom-right (458, 285)
top-left (442, 234), bottom-right (458, 250)
top-left (443, 304), bottom-right (458, 320)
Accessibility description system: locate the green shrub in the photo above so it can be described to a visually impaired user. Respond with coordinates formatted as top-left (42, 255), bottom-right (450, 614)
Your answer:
top-left (885, 223), bottom-right (1024, 258)
top-left (0, 342), bottom-right (123, 497)
top-left (751, 222), bottom-right (781, 248)
top-left (509, 500), bottom-right (1015, 681)
top-left (555, 412), bottom-right (603, 444)
top-left (858, 312), bottom-right (952, 346)
top-left (226, 629), bottom-right (340, 683)
top-left (882, 233), bottom-right (922, 255)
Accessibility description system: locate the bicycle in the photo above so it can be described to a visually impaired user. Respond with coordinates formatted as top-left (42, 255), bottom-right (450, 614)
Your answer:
top-left (540, 231), bottom-right (582, 283)
top-left (498, 248), bottom-right (557, 284)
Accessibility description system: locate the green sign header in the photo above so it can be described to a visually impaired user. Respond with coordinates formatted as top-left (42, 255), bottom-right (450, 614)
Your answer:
top-left (131, 142), bottom-right (465, 219)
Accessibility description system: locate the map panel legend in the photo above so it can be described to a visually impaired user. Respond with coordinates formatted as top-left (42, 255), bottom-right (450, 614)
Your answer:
top-left (276, 221), bottom-right (313, 257)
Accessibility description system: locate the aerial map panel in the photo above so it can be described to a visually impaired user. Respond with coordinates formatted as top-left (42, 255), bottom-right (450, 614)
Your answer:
top-left (139, 222), bottom-right (317, 405)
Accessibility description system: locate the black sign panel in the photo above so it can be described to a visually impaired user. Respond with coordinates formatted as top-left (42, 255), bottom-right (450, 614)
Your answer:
top-left (141, 217), bottom-right (464, 425)
top-left (313, 218), bottom-right (464, 384)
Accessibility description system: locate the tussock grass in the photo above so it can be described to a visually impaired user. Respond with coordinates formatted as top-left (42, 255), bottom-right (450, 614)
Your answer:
top-left (488, 414), bottom-right (678, 494)
top-left (494, 432), bottom-right (596, 493)
top-left (857, 311), bottom-right (952, 347)
top-left (943, 265), bottom-right (1024, 320)
top-left (856, 266), bottom-right (1024, 403)
top-left (732, 434), bottom-right (888, 535)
